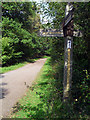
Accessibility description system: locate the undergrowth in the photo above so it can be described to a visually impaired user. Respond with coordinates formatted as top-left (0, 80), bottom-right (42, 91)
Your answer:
top-left (9, 57), bottom-right (89, 119)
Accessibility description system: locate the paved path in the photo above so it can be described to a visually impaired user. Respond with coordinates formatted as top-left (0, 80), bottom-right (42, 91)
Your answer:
top-left (0, 58), bottom-right (47, 118)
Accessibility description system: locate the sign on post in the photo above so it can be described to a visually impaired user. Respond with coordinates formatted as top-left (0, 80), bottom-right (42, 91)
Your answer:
top-left (39, 29), bottom-right (82, 37)
top-left (39, 29), bottom-right (63, 37)
top-left (39, 2), bottom-right (82, 103)
top-left (67, 40), bottom-right (71, 49)
top-left (64, 11), bottom-right (73, 27)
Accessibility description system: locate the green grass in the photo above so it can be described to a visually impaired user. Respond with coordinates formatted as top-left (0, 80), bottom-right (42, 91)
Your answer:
top-left (0, 62), bottom-right (28, 74)
top-left (9, 57), bottom-right (62, 119)
top-left (9, 57), bottom-right (72, 119)
top-left (0, 56), bottom-right (48, 73)
top-left (9, 57), bottom-right (89, 119)
top-left (9, 57), bottom-right (74, 119)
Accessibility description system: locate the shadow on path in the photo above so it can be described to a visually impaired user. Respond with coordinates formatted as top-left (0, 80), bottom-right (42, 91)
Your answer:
top-left (0, 82), bottom-right (8, 99)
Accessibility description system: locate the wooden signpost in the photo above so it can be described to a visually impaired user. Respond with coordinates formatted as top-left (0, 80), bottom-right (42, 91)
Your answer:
top-left (63, 3), bottom-right (73, 102)
top-left (39, 3), bottom-right (82, 102)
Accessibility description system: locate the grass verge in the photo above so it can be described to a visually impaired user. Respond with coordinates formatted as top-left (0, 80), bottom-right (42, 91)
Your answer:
top-left (9, 57), bottom-right (63, 119)
top-left (9, 57), bottom-right (89, 119)
top-left (0, 56), bottom-right (48, 73)
top-left (1, 61), bottom-right (28, 74)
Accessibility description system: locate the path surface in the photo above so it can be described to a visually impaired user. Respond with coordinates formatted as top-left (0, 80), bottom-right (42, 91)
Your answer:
top-left (0, 58), bottom-right (47, 118)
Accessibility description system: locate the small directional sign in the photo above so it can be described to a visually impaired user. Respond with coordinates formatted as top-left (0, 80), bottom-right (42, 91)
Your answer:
top-left (73, 29), bottom-right (82, 37)
top-left (39, 2), bottom-right (83, 102)
top-left (67, 40), bottom-right (71, 49)
top-left (39, 29), bottom-right (63, 37)
top-left (64, 11), bottom-right (73, 27)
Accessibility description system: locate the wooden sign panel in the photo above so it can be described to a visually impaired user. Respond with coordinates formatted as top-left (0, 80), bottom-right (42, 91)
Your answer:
top-left (64, 11), bottom-right (73, 27)
top-left (39, 29), bottom-right (63, 37)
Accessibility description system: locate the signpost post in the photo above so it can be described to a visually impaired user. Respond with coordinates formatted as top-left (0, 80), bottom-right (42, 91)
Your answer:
top-left (39, 2), bottom-right (82, 102)
top-left (63, 3), bottom-right (74, 102)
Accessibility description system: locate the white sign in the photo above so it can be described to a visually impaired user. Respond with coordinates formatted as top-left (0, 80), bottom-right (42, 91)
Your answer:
top-left (67, 40), bottom-right (71, 49)
top-left (39, 29), bottom-right (63, 37)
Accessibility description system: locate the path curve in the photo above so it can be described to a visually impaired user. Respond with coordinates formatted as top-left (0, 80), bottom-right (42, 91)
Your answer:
top-left (0, 58), bottom-right (47, 118)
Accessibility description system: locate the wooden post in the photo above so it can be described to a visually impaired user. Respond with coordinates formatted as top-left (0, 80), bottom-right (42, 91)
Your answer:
top-left (39, 3), bottom-right (80, 103)
top-left (63, 3), bottom-right (73, 102)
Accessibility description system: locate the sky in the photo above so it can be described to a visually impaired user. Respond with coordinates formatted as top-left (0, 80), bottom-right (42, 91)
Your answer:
top-left (39, 2), bottom-right (53, 24)
top-left (2, 0), bottom-right (89, 2)
top-left (30, 1), bottom-right (53, 24)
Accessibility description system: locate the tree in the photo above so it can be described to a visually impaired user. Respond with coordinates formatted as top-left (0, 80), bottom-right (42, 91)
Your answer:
top-left (73, 2), bottom-right (90, 72)
top-left (2, 2), bottom-right (37, 32)
top-left (2, 2), bottom-right (50, 66)
top-left (40, 3), bottom-right (89, 114)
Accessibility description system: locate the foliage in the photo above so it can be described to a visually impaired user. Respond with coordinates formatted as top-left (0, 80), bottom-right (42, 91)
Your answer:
top-left (2, 37), bottom-right (23, 66)
top-left (2, 2), bottom-right (37, 32)
top-left (0, 57), bottom-right (41, 74)
top-left (73, 2), bottom-right (90, 71)
top-left (1, 1), bottom-right (90, 119)
top-left (10, 57), bottom-right (89, 119)
top-left (2, 2), bottom-right (49, 66)
top-left (48, 2), bottom-right (66, 29)
top-left (50, 37), bottom-right (64, 62)
top-left (71, 2), bottom-right (90, 116)
top-left (44, 2), bottom-right (90, 118)
top-left (9, 57), bottom-right (70, 119)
